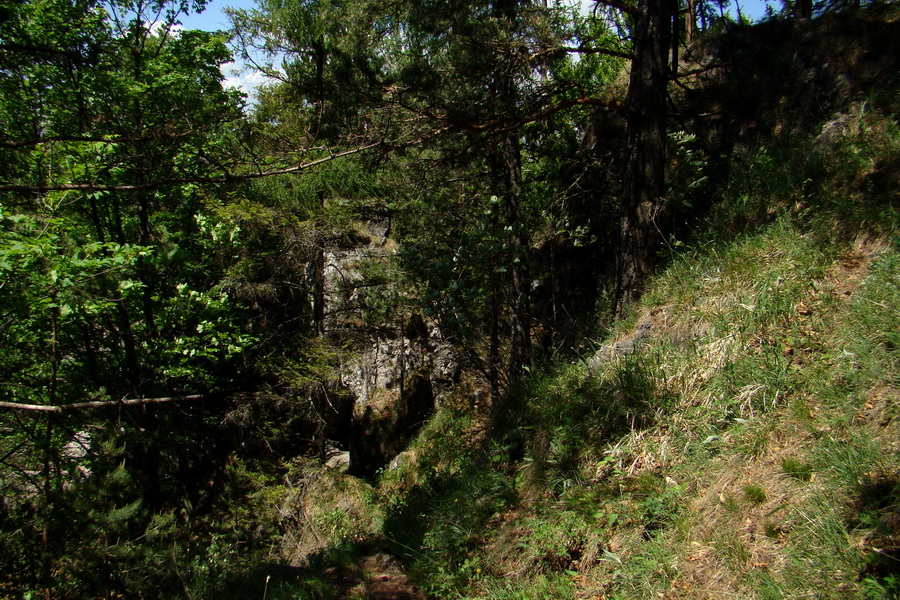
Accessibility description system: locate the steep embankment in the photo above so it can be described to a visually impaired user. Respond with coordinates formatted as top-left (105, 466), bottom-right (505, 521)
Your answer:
top-left (275, 103), bottom-right (898, 600)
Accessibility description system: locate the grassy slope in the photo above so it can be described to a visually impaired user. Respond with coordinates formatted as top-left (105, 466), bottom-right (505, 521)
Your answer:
top-left (367, 103), bottom-right (900, 600)
top-left (274, 118), bottom-right (898, 600)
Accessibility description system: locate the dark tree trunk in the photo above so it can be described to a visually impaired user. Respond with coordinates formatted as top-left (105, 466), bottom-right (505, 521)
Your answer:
top-left (312, 191), bottom-right (327, 336)
top-left (672, 0), bottom-right (681, 74)
top-left (685, 0), bottom-right (696, 43)
top-left (501, 132), bottom-right (531, 380)
top-left (487, 133), bottom-right (531, 384)
top-left (489, 284), bottom-right (501, 400)
top-left (796, 0), bottom-right (813, 18)
top-left (490, 0), bottom-right (531, 383)
top-left (116, 302), bottom-right (142, 392)
top-left (137, 192), bottom-right (157, 336)
top-left (615, 0), bottom-right (674, 316)
top-left (313, 38), bottom-right (326, 139)
top-left (312, 241), bottom-right (326, 336)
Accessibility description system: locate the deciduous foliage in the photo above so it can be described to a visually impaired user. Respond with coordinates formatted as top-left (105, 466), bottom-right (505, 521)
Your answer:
top-left (0, 1), bottom-right (259, 594)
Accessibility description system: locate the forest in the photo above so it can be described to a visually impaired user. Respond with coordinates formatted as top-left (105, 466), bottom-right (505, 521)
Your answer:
top-left (1, 0), bottom-right (898, 598)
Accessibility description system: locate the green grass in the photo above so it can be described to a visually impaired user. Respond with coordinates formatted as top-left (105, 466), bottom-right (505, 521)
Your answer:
top-left (367, 230), bottom-right (897, 599)
top-left (781, 456), bottom-right (814, 482)
top-left (744, 483), bottom-right (768, 505)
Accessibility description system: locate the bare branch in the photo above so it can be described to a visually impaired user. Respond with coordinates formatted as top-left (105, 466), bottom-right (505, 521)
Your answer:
top-left (0, 129), bottom-right (200, 149)
top-left (0, 143), bottom-right (381, 193)
top-left (0, 394), bottom-right (206, 413)
top-left (464, 97), bottom-right (633, 133)
top-left (559, 46), bottom-right (635, 60)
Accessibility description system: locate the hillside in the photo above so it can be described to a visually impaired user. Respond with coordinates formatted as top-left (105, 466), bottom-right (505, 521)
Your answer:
top-left (279, 159), bottom-right (898, 600)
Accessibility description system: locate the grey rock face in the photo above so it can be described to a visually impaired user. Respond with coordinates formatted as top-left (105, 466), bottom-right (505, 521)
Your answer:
top-left (319, 216), bottom-right (462, 477)
top-left (344, 328), bottom-right (459, 477)
top-left (589, 317), bottom-right (653, 370)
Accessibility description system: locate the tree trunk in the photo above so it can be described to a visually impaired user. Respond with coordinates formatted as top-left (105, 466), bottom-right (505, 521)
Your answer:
top-left (615, 0), bottom-right (673, 316)
top-left (312, 241), bottom-right (326, 336)
top-left (489, 284), bottom-right (501, 401)
top-left (501, 132), bottom-right (531, 380)
top-left (492, 0), bottom-right (531, 380)
top-left (312, 191), bottom-right (327, 336)
top-left (685, 0), bottom-right (696, 43)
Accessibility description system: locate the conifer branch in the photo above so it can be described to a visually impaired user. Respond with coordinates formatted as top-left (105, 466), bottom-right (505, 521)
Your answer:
top-left (559, 46), bottom-right (635, 60)
top-left (464, 97), bottom-right (634, 133)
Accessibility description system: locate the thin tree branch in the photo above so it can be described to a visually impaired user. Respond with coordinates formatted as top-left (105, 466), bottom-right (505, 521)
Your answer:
top-left (0, 394), bottom-right (206, 413)
top-left (559, 45), bottom-right (635, 60)
top-left (464, 96), bottom-right (633, 133)
top-left (0, 43), bottom-right (93, 62)
top-left (0, 142), bottom-right (380, 193)
top-left (0, 129), bottom-right (200, 149)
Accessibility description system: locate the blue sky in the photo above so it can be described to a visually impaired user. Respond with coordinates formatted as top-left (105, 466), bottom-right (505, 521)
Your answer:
top-left (717, 0), bottom-right (775, 20)
top-left (178, 0), bottom-right (256, 31)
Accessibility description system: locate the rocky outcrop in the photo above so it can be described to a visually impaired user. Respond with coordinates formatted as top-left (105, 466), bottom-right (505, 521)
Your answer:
top-left (318, 214), bottom-right (461, 477)
top-left (589, 317), bottom-right (653, 369)
top-left (342, 326), bottom-right (459, 477)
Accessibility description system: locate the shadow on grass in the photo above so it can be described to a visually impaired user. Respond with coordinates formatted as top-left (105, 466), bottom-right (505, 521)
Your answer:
top-left (210, 561), bottom-right (332, 600)
top-left (855, 471), bottom-right (900, 596)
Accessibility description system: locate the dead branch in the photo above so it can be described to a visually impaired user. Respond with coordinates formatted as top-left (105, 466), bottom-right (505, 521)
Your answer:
top-left (0, 143), bottom-right (381, 193)
top-left (464, 96), bottom-right (634, 134)
top-left (0, 394), bottom-right (206, 413)
top-left (559, 45), bottom-right (635, 60)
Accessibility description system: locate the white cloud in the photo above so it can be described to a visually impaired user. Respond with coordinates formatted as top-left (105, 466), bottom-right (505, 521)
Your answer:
top-left (221, 61), bottom-right (271, 102)
top-left (147, 20), bottom-right (184, 38)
